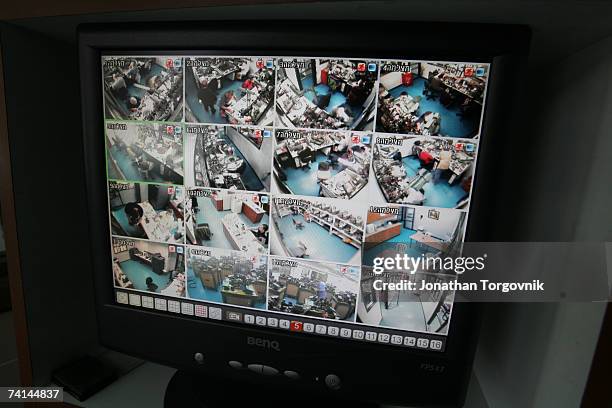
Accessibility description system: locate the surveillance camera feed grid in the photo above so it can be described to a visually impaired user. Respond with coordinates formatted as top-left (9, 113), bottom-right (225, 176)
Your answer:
top-left (103, 54), bottom-right (490, 344)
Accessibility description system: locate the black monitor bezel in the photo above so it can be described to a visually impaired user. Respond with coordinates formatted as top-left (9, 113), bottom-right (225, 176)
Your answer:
top-left (79, 21), bottom-right (529, 406)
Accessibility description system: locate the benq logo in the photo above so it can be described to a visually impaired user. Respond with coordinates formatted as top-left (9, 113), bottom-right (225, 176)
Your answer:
top-left (247, 336), bottom-right (280, 352)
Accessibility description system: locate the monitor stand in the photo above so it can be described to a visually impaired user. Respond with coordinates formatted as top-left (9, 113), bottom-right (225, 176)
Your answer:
top-left (164, 370), bottom-right (381, 408)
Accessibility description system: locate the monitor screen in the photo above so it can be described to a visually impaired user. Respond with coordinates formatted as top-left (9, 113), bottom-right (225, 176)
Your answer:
top-left (102, 54), bottom-right (489, 353)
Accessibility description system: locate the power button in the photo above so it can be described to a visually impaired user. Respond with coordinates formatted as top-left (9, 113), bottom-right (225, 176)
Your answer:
top-left (324, 374), bottom-right (341, 390)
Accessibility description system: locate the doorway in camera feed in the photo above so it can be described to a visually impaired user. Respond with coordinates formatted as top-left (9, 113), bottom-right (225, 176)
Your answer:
top-left (357, 266), bottom-right (453, 335)
top-left (112, 237), bottom-right (186, 298)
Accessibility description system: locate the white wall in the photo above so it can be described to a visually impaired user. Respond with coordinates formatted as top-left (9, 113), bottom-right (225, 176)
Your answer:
top-left (398, 137), bottom-right (417, 158)
top-left (380, 71), bottom-right (403, 90)
top-left (226, 126), bottom-right (272, 183)
top-left (184, 133), bottom-right (196, 186)
top-left (315, 60), bottom-right (329, 84)
top-left (420, 62), bottom-right (439, 79)
top-left (475, 35), bottom-right (612, 408)
top-left (413, 206), bottom-right (460, 241)
top-left (357, 295), bottom-right (382, 325)
top-left (284, 61), bottom-right (300, 89)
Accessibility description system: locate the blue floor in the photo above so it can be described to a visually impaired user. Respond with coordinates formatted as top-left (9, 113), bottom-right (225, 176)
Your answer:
top-left (187, 266), bottom-right (266, 309)
top-left (185, 68), bottom-right (245, 124)
top-left (301, 74), bottom-right (364, 123)
top-left (282, 152), bottom-right (342, 196)
top-left (186, 266), bottom-right (223, 303)
top-left (275, 213), bottom-right (358, 264)
top-left (120, 259), bottom-right (171, 293)
top-left (362, 228), bottom-right (422, 265)
top-left (388, 78), bottom-right (478, 138)
top-left (112, 207), bottom-right (143, 237)
top-left (107, 144), bottom-right (166, 183)
top-left (219, 133), bottom-right (264, 191)
top-left (194, 195), bottom-right (269, 249)
top-left (283, 295), bottom-right (297, 305)
top-left (401, 156), bottom-right (467, 208)
top-left (107, 159), bottom-right (121, 180)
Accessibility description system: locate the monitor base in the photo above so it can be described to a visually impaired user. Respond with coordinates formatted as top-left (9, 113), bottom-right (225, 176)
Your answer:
top-left (164, 370), bottom-right (381, 408)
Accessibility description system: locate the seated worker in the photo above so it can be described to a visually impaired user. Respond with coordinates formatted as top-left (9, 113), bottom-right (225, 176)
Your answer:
top-left (342, 148), bottom-right (355, 161)
top-left (126, 96), bottom-right (140, 112)
top-left (111, 73), bottom-right (128, 98)
top-left (317, 281), bottom-right (327, 299)
top-left (219, 90), bottom-right (236, 119)
top-left (125, 61), bottom-right (140, 84)
top-left (137, 158), bottom-right (154, 179)
top-left (297, 144), bottom-right (314, 169)
top-left (418, 148), bottom-right (435, 169)
top-left (391, 149), bottom-right (402, 162)
top-left (333, 105), bottom-right (353, 124)
top-left (314, 91), bottom-right (332, 109)
top-left (412, 140), bottom-right (424, 156)
top-left (251, 224), bottom-right (269, 245)
top-left (242, 77), bottom-right (255, 90)
top-left (433, 149), bottom-right (452, 183)
top-left (145, 277), bottom-right (158, 292)
top-left (405, 187), bottom-right (426, 205)
top-left (125, 202), bottom-right (144, 226)
top-left (333, 137), bottom-right (349, 156)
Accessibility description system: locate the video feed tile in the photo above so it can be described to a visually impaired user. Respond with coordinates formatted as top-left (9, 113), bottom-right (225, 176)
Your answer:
top-left (370, 135), bottom-right (476, 209)
top-left (275, 58), bottom-right (377, 131)
top-left (185, 57), bottom-right (276, 126)
top-left (186, 246), bottom-right (268, 309)
top-left (103, 56), bottom-right (184, 122)
top-left (362, 204), bottom-right (466, 269)
top-left (112, 237), bottom-right (186, 297)
top-left (268, 257), bottom-right (359, 322)
top-left (184, 124), bottom-right (272, 191)
top-left (356, 267), bottom-right (453, 335)
top-left (272, 129), bottom-right (372, 200)
top-left (108, 181), bottom-right (185, 244)
top-left (105, 121), bottom-right (184, 185)
top-left (269, 195), bottom-right (366, 266)
top-left (185, 188), bottom-right (270, 255)
top-left (376, 60), bottom-right (488, 138)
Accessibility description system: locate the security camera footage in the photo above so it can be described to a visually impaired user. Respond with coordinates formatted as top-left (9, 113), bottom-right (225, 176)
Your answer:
top-left (103, 54), bottom-right (490, 351)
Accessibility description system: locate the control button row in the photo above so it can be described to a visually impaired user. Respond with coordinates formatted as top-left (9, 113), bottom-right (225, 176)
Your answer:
top-left (229, 361), bottom-right (299, 379)
top-left (116, 291), bottom-right (445, 352)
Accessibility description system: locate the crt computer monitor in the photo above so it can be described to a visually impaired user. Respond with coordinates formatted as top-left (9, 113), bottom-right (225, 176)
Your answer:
top-left (79, 22), bottom-right (528, 407)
